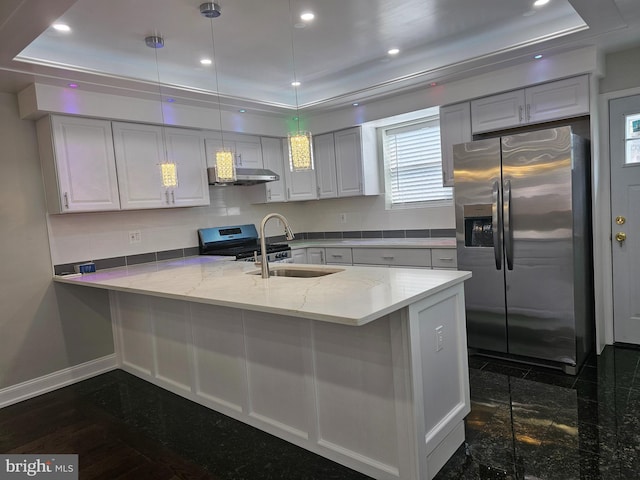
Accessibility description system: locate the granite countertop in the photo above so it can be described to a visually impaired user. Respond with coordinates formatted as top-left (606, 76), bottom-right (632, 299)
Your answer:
top-left (286, 237), bottom-right (456, 249)
top-left (54, 256), bottom-right (470, 326)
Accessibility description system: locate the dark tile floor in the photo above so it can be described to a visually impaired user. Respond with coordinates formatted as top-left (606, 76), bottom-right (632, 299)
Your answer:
top-left (2, 345), bottom-right (639, 479)
top-left (435, 345), bottom-right (640, 480)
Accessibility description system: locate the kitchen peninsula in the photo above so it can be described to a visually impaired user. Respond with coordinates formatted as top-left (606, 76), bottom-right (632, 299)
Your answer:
top-left (55, 257), bottom-right (471, 480)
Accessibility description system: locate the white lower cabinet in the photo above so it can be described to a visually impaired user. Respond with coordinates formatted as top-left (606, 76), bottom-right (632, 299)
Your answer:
top-left (325, 247), bottom-right (353, 265)
top-left (36, 115), bottom-right (121, 213)
top-left (431, 248), bottom-right (458, 269)
top-left (306, 247), bottom-right (325, 264)
top-left (291, 247), bottom-right (307, 264)
top-left (352, 248), bottom-right (432, 268)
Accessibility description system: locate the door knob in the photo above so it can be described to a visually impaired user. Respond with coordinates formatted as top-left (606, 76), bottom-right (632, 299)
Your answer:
top-left (615, 232), bottom-right (627, 243)
top-left (616, 216), bottom-right (626, 225)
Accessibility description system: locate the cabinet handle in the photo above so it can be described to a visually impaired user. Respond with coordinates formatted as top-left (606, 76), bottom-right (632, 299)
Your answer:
top-left (317, 186), bottom-right (320, 197)
top-left (382, 255), bottom-right (395, 260)
top-left (165, 191), bottom-right (170, 204)
top-left (526, 104), bottom-right (531, 122)
top-left (287, 188), bottom-right (290, 200)
top-left (63, 192), bottom-right (69, 209)
top-left (236, 153), bottom-right (242, 166)
top-left (331, 254), bottom-right (343, 258)
top-left (267, 188), bottom-right (271, 201)
top-left (518, 106), bottom-right (523, 122)
top-left (438, 257), bottom-right (454, 262)
top-left (171, 191), bottom-right (175, 204)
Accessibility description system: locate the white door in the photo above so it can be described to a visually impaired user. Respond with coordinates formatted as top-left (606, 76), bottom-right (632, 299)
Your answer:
top-left (611, 95), bottom-right (640, 344)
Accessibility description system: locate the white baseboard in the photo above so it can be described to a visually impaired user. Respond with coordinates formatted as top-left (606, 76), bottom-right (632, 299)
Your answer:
top-left (0, 354), bottom-right (118, 409)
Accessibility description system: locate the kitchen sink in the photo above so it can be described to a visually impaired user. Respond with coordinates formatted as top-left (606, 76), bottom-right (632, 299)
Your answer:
top-left (247, 267), bottom-right (344, 278)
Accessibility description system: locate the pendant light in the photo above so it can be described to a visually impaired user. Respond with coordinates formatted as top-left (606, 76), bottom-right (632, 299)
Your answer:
top-left (201, 2), bottom-right (236, 183)
top-left (287, 0), bottom-right (314, 172)
top-left (146, 35), bottom-right (178, 188)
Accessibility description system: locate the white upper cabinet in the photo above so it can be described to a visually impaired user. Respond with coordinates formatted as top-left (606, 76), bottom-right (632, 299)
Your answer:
top-left (112, 122), bottom-right (167, 209)
top-left (471, 75), bottom-right (589, 134)
top-left (312, 126), bottom-right (378, 200)
top-left (164, 127), bottom-right (210, 207)
top-left (36, 115), bottom-right (120, 213)
top-left (314, 132), bottom-right (338, 199)
top-left (204, 132), bottom-right (263, 169)
top-left (525, 75), bottom-right (590, 124)
top-left (439, 102), bottom-right (472, 187)
top-left (247, 137), bottom-right (287, 203)
top-left (283, 160), bottom-right (318, 201)
top-left (334, 127), bottom-right (364, 197)
top-left (471, 90), bottom-right (526, 134)
top-left (113, 122), bottom-right (209, 210)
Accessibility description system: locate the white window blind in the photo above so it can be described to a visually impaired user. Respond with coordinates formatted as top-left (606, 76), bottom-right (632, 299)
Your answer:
top-left (383, 118), bottom-right (452, 206)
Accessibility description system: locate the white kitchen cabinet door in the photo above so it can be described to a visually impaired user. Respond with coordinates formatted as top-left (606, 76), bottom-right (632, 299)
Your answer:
top-left (112, 122), bottom-right (167, 209)
top-left (324, 247), bottom-right (352, 265)
top-left (471, 90), bottom-right (526, 134)
top-left (204, 133), bottom-right (263, 169)
top-left (525, 75), bottom-right (589, 124)
top-left (439, 103), bottom-right (472, 187)
top-left (234, 138), bottom-right (263, 168)
top-left (290, 248), bottom-right (307, 264)
top-left (248, 137), bottom-right (287, 203)
top-left (306, 248), bottom-right (325, 264)
top-left (314, 132), bottom-right (338, 199)
top-left (334, 127), bottom-right (363, 197)
top-left (283, 142), bottom-right (318, 201)
top-left (164, 127), bottom-right (210, 207)
top-left (37, 115), bottom-right (120, 213)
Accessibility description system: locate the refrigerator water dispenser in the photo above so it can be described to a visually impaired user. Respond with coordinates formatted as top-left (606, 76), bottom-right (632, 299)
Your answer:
top-left (463, 204), bottom-right (493, 247)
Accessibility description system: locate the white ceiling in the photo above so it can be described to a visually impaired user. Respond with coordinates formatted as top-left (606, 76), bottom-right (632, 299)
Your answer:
top-left (1, 0), bottom-right (640, 114)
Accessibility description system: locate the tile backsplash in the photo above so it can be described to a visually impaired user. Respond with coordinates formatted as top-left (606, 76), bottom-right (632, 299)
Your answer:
top-left (48, 186), bottom-right (455, 269)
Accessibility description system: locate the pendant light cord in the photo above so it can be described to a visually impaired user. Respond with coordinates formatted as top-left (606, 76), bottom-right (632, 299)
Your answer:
top-left (153, 44), bottom-right (170, 162)
top-left (288, 0), bottom-right (301, 132)
top-left (208, 18), bottom-right (226, 150)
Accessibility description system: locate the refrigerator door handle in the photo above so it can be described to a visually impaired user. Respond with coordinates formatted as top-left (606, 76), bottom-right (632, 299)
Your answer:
top-left (492, 180), bottom-right (502, 270)
top-left (504, 179), bottom-right (514, 270)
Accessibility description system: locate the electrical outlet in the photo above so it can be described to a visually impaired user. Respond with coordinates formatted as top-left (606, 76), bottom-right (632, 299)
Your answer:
top-left (129, 230), bottom-right (142, 244)
top-left (339, 213), bottom-right (347, 224)
top-left (435, 325), bottom-right (444, 352)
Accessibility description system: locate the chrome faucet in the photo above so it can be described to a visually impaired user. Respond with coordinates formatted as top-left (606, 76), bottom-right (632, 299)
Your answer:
top-left (259, 213), bottom-right (295, 278)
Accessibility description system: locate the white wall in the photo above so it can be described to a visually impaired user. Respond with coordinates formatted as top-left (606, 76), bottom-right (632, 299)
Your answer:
top-left (0, 92), bottom-right (113, 391)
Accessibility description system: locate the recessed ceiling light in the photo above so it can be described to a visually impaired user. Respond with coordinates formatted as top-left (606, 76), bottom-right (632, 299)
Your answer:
top-left (352, 102), bottom-right (359, 107)
top-left (291, 81), bottom-right (301, 87)
top-left (52, 23), bottom-right (71, 32)
top-left (388, 48), bottom-right (400, 56)
top-left (239, 109), bottom-right (246, 113)
top-left (67, 83), bottom-right (78, 89)
top-left (534, 54), bottom-right (543, 59)
top-left (300, 12), bottom-right (315, 21)
top-left (533, 0), bottom-right (549, 6)
top-left (430, 82), bottom-right (437, 87)
top-left (166, 98), bottom-right (175, 103)
top-left (200, 58), bottom-right (212, 66)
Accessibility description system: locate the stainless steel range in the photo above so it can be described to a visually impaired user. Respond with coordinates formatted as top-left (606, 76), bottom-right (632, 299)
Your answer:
top-left (198, 224), bottom-right (292, 263)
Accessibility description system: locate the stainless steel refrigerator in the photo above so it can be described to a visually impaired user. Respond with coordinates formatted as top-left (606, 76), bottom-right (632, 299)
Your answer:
top-left (453, 126), bottom-right (593, 374)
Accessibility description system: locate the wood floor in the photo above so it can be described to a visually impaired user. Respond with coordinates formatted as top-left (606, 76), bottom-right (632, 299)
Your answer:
top-left (0, 370), bottom-right (370, 480)
top-left (0, 380), bottom-right (218, 480)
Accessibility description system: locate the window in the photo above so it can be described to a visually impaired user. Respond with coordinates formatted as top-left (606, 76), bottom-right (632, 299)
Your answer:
top-left (382, 115), bottom-right (453, 207)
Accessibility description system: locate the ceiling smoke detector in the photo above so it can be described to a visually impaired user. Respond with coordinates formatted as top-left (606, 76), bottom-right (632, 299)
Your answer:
top-left (200, 2), bottom-right (221, 18)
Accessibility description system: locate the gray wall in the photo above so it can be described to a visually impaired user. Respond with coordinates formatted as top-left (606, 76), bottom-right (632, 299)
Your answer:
top-left (0, 92), bottom-right (113, 389)
top-left (600, 46), bottom-right (640, 94)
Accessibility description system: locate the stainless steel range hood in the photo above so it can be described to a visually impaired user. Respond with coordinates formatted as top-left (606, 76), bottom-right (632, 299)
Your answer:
top-left (207, 167), bottom-right (279, 186)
